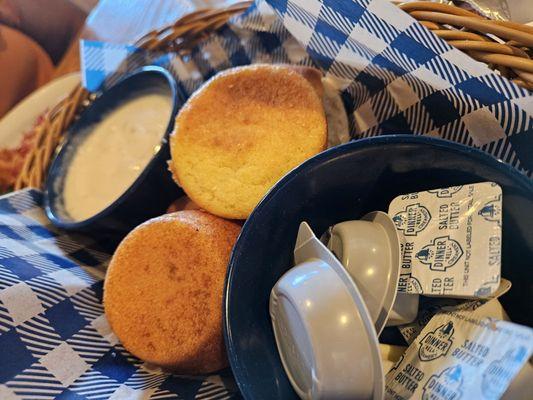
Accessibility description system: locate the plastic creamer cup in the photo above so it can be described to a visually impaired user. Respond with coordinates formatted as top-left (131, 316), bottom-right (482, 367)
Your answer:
top-left (385, 309), bottom-right (533, 400)
top-left (270, 222), bottom-right (384, 400)
top-left (388, 182), bottom-right (502, 298)
top-left (325, 211), bottom-right (418, 333)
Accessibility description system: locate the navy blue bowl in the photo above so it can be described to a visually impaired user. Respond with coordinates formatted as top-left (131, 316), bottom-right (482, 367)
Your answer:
top-left (224, 135), bottom-right (533, 399)
top-left (45, 66), bottom-right (185, 242)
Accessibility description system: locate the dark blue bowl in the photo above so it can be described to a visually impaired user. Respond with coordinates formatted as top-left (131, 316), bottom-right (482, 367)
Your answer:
top-left (45, 66), bottom-right (185, 242)
top-left (224, 135), bottom-right (533, 399)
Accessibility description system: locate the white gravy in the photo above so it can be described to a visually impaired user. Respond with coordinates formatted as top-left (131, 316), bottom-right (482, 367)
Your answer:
top-left (63, 93), bottom-right (172, 221)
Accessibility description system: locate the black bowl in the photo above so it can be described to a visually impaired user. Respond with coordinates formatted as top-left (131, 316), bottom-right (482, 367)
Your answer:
top-left (224, 135), bottom-right (533, 399)
top-left (45, 66), bottom-right (185, 242)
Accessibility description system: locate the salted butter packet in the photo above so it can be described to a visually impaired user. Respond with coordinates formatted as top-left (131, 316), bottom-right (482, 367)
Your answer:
top-left (399, 279), bottom-right (512, 344)
top-left (381, 344), bottom-right (407, 374)
top-left (389, 182), bottom-right (502, 298)
top-left (385, 310), bottom-right (533, 400)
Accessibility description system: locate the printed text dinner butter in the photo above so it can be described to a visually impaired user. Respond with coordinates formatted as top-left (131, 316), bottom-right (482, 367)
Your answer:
top-left (399, 279), bottom-right (512, 344)
top-left (388, 182), bottom-right (502, 298)
top-left (385, 310), bottom-right (533, 400)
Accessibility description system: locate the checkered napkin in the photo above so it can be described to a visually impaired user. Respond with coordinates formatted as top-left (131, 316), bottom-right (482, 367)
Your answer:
top-left (268, 0), bottom-right (533, 176)
top-left (0, 189), bottom-right (238, 399)
top-left (81, 0), bottom-right (533, 177)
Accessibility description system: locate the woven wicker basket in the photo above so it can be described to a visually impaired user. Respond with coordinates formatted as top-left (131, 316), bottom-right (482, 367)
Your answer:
top-left (13, 0), bottom-right (533, 191)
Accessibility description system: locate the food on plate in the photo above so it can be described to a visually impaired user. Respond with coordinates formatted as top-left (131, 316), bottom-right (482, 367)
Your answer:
top-left (170, 64), bottom-right (328, 219)
top-left (0, 112), bottom-right (44, 192)
top-left (104, 210), bottom-right (240, 374)
top-left (63, 93), bottom-right (173, 221)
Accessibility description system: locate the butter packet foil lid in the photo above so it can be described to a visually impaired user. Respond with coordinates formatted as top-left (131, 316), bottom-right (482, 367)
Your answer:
top-left (385, 310), bottom-right (533, 400)
top-left (388, 182), bottom-right (502, 298)
top-left (399, 279), bottom-right (512, 344)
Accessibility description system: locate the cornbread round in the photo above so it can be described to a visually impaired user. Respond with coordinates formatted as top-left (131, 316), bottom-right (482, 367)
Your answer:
top-left (104, 211), bottom-right (240, 374)
top-left (170, 65), bottom-right (327, 219)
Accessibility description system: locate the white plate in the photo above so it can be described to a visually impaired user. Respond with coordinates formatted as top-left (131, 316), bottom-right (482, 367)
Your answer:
top-left (0, 73), bottom-right (79, 149)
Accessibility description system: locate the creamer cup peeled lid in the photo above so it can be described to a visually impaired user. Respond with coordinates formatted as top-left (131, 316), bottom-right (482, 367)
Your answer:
top-left (388, 182), bottom-right (502, 298)
top-left (385, 310), bottom-right (533, 400)
top-left (399, 279), bottom-right (512, 344)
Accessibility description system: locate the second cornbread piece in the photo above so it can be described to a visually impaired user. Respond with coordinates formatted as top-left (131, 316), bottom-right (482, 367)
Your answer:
top-left (104, 211), bottom-right (240, 374)
top-left (170, 65), bottom-right (327, 219)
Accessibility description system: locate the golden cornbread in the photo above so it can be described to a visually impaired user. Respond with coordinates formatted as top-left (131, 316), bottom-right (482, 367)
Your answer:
top-left (103, 210), bottom-right (240, 374)
top-left (170, 64), bottom-right (327, 219)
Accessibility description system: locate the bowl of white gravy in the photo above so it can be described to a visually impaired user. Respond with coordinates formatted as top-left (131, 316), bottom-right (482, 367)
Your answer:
top-left (45, 66), bottom-right (184, 237)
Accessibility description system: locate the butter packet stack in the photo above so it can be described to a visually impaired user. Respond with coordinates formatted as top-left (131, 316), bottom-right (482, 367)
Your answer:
top-left (385, 310), bottom-right (533, 400)
top-left (389, 182), bottom-right (502, 298)
top-left (399, 279), bottom-right (512, 344)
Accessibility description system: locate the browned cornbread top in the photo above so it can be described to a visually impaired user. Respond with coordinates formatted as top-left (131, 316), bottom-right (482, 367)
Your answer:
top-left (170, 64), bottom-right (327, 219)
top-left (104, 211), bottom-right (240, 374)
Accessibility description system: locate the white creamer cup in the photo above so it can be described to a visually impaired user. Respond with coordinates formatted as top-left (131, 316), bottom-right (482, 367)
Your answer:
top-left (270, 222), bottom-right (383, 400)
top-left (326, 212), bottom-right (419, 331)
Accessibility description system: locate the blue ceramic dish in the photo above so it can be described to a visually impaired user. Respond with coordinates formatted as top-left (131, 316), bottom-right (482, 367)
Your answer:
top-left (224, 135), bottom-right (533, 399)
top-left (45, 66), bottom-right (185, 241)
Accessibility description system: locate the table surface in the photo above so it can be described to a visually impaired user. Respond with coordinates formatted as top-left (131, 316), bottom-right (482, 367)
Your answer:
top-left (53, 0), bottom-right (239, 78)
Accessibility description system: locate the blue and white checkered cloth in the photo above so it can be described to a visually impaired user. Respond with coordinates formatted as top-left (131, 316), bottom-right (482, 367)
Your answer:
top-left (0, 189), bottom-right (238, 399)
top-left (268, 0), bottom-right (533, 176)
top-left (81, 0), bottom-right (533, 177)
